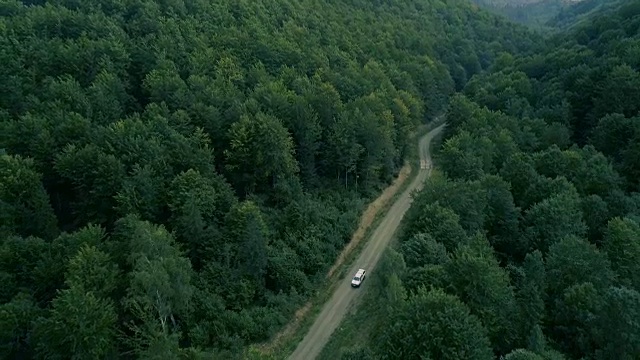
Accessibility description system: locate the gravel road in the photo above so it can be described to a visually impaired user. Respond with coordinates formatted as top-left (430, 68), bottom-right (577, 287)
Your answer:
top-left (288, 123), bottom-right (446, 360)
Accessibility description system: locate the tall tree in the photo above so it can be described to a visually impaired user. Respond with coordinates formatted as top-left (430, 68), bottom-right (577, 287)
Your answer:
top-left (377, 288), bottom-right (493, 360)
top-left (602, 217), bottom-right (640, 291)
top-left (32, 285), bottom-right (118, 360)
top-left (224, 112), bottom-right (300, 195)
top-left (444, 240), bottom-right (519, 353)
top-left (0, 154), bottom-right (58, 239)
top-left (114, 216), bottom-right (194, 357)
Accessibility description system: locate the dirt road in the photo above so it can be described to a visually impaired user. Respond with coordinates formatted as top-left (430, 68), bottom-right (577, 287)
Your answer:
top-left (288, 123), bottom-right (446, 360)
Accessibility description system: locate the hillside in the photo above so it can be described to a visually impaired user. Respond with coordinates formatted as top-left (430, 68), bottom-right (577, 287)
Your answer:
top-left (471, 0), bottom-right (590, 28)
top-left (472, 0), bottom-right (549, 7)
top-left (337, 0), bottom-right (640, 359)
top-left (0, 0), bottom-right (537, 358)
top-left (547, 0), bottom-right (628, 29)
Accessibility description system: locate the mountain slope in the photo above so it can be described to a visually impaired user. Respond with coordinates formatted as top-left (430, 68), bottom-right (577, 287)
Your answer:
top-left (547, 0), bottom-right (629, 29)
top-left (471, 0), bottom-right (592, 28)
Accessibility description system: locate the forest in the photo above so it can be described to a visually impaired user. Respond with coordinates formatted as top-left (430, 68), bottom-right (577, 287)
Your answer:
top-left (470, 0), bottom-right (625, 30)
top-left (469, 0), bottom-right (567, 27)
top-left (344, 0), bottom-right (640, 359)
top-left (0, 0), bottom-right (540, 359)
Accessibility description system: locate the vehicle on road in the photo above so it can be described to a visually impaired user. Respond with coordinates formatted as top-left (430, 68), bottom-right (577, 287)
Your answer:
top-left (351, 269), bottom-right (366, 287)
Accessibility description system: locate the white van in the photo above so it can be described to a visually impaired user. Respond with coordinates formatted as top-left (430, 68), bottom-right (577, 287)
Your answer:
top-left (351, 268), bottom-right (366, 287)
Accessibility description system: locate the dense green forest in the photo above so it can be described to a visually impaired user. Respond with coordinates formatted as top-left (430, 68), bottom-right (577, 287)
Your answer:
top-left (350, 1), bottom-right (640, 359)
top-left (0, 0), bottom-right (540, 358)
top-left (469, 0), bottom-right (571, 27)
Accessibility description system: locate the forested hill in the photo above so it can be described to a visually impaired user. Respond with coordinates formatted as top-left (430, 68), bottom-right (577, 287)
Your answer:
top-left (546, 0), bottom-right (628, 29)
top-left (355, 1), bottom-right (640, 359)
top-left (469, 0), bottom-right (606, 29)
top-left (0, 0), bottom-right (537, 358)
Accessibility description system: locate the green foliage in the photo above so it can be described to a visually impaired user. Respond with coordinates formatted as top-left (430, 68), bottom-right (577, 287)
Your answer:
top-left (504, 349), bottom-right (544, 360)
top-left (400, 233), bottom-right (449, 269)
top-left (521, 189), bottom-right (587, 254)
top-left (0, 293), bottom-right (44, 359)
top-left (0, 154), bottom-right (58, 240)
top-left (32, 286), bottom-right (118, 359)
top-left (340, 347), bottom-right (375, 360)
top-left (401, 199), bottom-right (469, 252)
top-left (595, 286), bottom-right (640, 360)
top-left (65, 245), bottom-right (120, 299)
top-left (377, 288), bottom-right (493, 360)
top-left (444, 240), bottom-right (519, 353)
top-left (602, 217), bottom-right (640, 291)
top-left (224, 112), bottom-right (299, 195)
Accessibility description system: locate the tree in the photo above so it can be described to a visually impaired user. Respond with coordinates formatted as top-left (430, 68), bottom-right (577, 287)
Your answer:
top-left (87, 69), bottom-right (130, 125)
top-left (499, 152), bottom-right (539, 209)
top-left (521, 189), bottom-right (587, 255)
top-left (411, 174), bottom-right (488, 235)
top-left (340, 347), bottom-right (375, 360)
top-left (0, 0), bottom-right (581, 356)
top-left (167, 169), bottom-right (236, 268)
top-left (377, 288), bottom-right (493, 360)
top-left (370, 248), bottom-right (408, 314)
top-left (32, 286), bottom-right (118, 359)
top-left (445, 94), bottom-right (478, 140)
top-left (540, 122), bottom-right (571, 150)
top-left (551, 282), bottom-right (602, 358)
top-left (0, 292), bottom-right (44, 359)
top-left (515, 251), bottom-right (547, 348)
top-left (581, 194), bottom-right (610, 244)
top-left (602, 217), bottom-right (640, 291)
top-left (325, 112), bottom-right (365, 188)
top-left (400, 232), bottom-right (450, 269)
top-left (0, 154), bottom-right (58, 240)
top-left (593, 65), bottom-right (640, 120)
top-left (224, 112), bottom-right (299, 195)
top-left (0, 235), bottom-right (50, 303)
top-left (143, 57), bottom-right (192, 111)
top-left (444, 241), bottom-right (519, 353)
top-left (401, 200), bottom-right (469, 252)
top-left (590, 113), bottom-right (634, 162)
top-left (481, 175), bottom-right (521, 257)
top-left (65, 244), bottom-right (120, 299)
top-left (546, 236), bottom-right (616, 301)
top-left (222, 200), bottom-right (270, 300)
top-left (115, 216), bottom-right (194, 357)
top-left (595, 286), bottom-right (640, 360)
top-left (440, 130), bottom-right (496, 180)
top-left (283, 96), bottom-right (322, 187)
top-left (54, 143), bottom-right (126, 226)
top-left (504, 349), bottom-right (544, 360)
top-left (403, 265), bottom-right (448, 295)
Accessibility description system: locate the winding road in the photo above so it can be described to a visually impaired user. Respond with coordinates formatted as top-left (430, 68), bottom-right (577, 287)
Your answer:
top-left (288, 123), bottom-right (446, 360)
